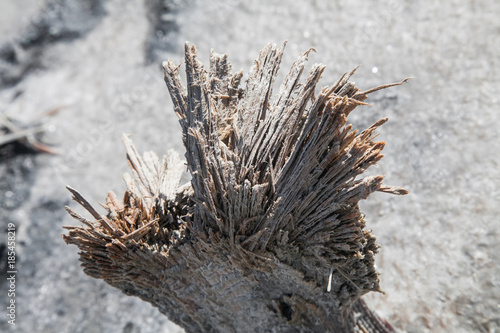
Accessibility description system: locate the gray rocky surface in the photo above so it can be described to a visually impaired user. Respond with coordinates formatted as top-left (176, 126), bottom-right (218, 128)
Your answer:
top-left (0, 0), bottom-right (499, 332)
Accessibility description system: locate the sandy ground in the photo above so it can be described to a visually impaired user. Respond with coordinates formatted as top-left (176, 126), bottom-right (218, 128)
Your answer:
top-left (0, 0), bottom-right (499, 332)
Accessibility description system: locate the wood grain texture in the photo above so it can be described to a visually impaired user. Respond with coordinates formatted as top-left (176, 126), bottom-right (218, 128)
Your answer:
top-left (63, 42), bottom-right (409, 332)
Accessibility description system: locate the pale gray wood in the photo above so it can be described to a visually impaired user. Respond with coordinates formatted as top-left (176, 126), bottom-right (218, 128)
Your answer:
top-left (63, 42), bottom-right (409, 332)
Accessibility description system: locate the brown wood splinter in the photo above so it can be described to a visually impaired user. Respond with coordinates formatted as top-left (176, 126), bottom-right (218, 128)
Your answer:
top-left (63, 42), bottom-right (409, 332)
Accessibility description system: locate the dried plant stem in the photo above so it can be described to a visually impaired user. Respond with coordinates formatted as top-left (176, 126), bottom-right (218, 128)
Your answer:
top-left (0, 109), bottom-right (60, 154)
top-left (63, 42), bottom-right (408, 332)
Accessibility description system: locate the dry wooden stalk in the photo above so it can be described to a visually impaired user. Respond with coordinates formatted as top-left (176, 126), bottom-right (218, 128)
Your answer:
top-left (0, 110), bottom-right (59, 154)
top-left (63, 42), bottom-right (409, 332)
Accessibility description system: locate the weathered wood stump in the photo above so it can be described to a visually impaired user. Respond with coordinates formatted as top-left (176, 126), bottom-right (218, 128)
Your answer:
top-left (63, 42), bottom-right (409, 332)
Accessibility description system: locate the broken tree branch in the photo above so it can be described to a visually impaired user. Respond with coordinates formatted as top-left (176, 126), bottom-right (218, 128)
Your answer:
top-left (63, 42), bottom-right (409, 332)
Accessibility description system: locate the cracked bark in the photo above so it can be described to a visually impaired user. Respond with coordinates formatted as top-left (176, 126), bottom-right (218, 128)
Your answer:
top-left (63, 42), bottom-right (409, 332)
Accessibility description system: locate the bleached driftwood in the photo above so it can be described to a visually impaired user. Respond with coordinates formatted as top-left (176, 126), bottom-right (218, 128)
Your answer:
top-left (63, 42), bottom-right (409, 332)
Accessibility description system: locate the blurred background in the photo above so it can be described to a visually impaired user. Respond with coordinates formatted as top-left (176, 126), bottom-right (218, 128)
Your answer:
top-left (0, 0), bottom-right (499, 332)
